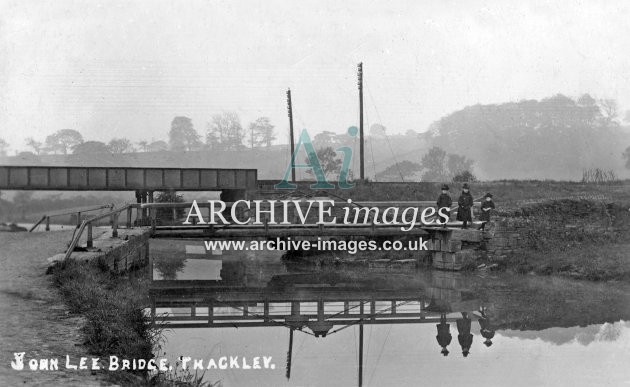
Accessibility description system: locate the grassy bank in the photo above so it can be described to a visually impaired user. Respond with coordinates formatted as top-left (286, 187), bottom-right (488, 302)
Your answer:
top-left (267, 179), bottom-right (630, 205)
top-left (49, 258), bottom-right (212, 386)
top-left (505, 243), bottom-right (630, 281)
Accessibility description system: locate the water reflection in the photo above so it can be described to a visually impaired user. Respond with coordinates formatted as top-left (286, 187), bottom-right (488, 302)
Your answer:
top-left (148, 239), bottom-right (630, 387)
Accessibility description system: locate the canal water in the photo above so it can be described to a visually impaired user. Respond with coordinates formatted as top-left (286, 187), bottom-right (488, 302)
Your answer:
top-left (148, 239), bottom-right (630, 387)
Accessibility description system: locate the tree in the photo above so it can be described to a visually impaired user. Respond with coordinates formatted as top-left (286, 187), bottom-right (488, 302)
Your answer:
top-left (623, 146), bottom-right (630, 169)
top-left (168, 116), bottom-right (202, 151)
top-left (108, 138), bottom-right (135, 153)
top-left (154, 191), bottom-right (185, 222)
top-left (25, 137), bottom-right (42, 155)
top-left (599, 99), bottom-right (619, 126)
top-left (136, 140), bottom-right (149, 152)
top-left (304, 146), bottom-right (342, 178)
top-left (206, 112), bottom-right (244, 151)
top-left (369, 124), bottom-right (386, 137)
top-left (447, 154), bottom-right (474, 177)
top-left (73, 141), bottom-right (110, 154)
top-left (313, 131), bottom-right (340, 147)
top-left (13, 191), bottom-right (33, 220)
top-left (44, 129), bottom-right (84, 154)
top-left (453, 170), bottom-right (477, 183)
top-left (0, 138), bottom-right (8, 157)
top-left (420, 146), bottom-right (449, 181)
top-left (248, 117), bottom-right (276, 149)
top-left (419, 146), bottom-right (475, 182)
top-left (577, 94), bottom-right (597, 107)
top-left (375, 160), bottom-right (422, 181)
top-left (147, 140), bottom-right (168, 152)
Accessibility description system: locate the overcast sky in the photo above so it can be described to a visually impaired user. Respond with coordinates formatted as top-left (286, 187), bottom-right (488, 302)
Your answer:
top-left (2, 0), bottom-right (630, 152)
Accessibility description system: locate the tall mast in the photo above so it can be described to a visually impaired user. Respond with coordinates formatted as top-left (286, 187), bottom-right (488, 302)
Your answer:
top-left (358, 63), bottom-right (364, 180)
top-left (287, 88), bottom-right (296, 183)
top-left (358, 323), bottom-right (364, 387)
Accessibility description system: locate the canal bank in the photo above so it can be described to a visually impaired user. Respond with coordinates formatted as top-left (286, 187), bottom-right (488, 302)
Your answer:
top-left (482, 199), bottom-right (630, 281)
top-left (296, 198), bottom-right (630, 282)
top-left (0, 231), bottom-right (107, 386)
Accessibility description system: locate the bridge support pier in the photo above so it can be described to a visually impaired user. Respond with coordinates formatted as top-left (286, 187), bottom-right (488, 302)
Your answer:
top-left (428, 229), bottom-right (483, 271)
top-left (220, 189), bottom-right (247, 202)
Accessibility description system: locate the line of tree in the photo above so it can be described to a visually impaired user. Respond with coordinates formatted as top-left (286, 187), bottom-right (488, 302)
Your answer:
top-left (169, 113), bottom-right (276, 152)
top-left (375, 146), bottom-right (475, 182)
top-left (0, 113), bottom-right (277, 157)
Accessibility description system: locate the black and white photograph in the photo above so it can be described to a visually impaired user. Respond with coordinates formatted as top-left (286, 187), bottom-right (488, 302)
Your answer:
top-left (1, 1), bottom-right (630, 386)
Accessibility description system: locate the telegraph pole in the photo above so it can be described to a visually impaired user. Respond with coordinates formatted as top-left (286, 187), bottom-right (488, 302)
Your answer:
top-left (358, 301), bottom-right (365, 387)
top-left (358, 63), bottom-right (364, 180)
top-left (286, 328), bottom-right (294, 380)
top-left (287, 88), bottom-right (296, 183)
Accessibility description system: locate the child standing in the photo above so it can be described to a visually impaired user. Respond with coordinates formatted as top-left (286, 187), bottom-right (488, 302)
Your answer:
top-left (456, 183), bottom-right (473, 229)
top-left (436, 184), bottom-right (452, 226)
top-left (480, 193), bottom-right (495, 230)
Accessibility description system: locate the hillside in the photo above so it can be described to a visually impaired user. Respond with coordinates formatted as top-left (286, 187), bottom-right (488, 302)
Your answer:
top-left (422, 94), bottom-right (630, 180)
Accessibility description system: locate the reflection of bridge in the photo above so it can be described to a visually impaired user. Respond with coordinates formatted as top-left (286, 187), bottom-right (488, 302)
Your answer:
top-left (150, 279), bottom-right (487, 386)
top-left (149, 287), bottom-right (482, 330)
top-left (149, 268), bottom-right (483, 332)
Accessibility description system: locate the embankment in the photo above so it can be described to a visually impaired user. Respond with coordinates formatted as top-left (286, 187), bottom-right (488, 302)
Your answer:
top-left (47, 228), bottom-right (213, 386)
top-left (480, 199), bottom-right (630, 281)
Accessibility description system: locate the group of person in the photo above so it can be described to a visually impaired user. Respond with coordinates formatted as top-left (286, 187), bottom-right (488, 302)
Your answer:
top-left (435, 309), bottom-right (495, 357)
top-left (436, 183), bottom-right (495, 229)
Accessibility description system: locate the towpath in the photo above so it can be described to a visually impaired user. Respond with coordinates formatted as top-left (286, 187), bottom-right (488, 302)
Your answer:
top-left (0, 230), bottom-right (109, 386)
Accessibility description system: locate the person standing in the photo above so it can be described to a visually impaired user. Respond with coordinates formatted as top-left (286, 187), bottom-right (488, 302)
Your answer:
top-left (456, 312), bottom-right (473, 357)
top-left (479, 193), bottom-right (495, 231)
top-left (456, 183), bottom-right (474, 229)
top-left (436, 313), bottom-right (452, 356)
top-left (478, 307), bottom-right (496, 347)
top-left (436, 184), bottom-right (452, 227)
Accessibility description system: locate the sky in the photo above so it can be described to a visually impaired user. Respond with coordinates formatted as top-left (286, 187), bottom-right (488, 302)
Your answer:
top-left (2, 0), bottom-right (630, 153)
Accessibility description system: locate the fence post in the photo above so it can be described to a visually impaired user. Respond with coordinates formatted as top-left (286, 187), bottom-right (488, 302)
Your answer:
top-left (45, 216), bottom-right (50, 231)
top-left (127, 207), bottom-right (132, 228)
top-left (76, 212), bottom-right (81, 228)
top-left (112, 213), bottom-right (119, 238)
top-left (87, 223), bottom-right (93, 248)
top-left (150, 208), bottom-right (156, 231)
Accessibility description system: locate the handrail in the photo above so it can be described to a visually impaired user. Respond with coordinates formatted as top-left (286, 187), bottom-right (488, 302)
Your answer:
top-left (29, 203), bottom-right (115, 232)
top-left (63, 203), bottom-right (142, 261)
top-left (140, 201), bottom-right (483, 208)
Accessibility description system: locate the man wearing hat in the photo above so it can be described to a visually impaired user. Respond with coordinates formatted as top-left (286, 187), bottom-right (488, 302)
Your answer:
top-left (456, 183), bottom-right (474, 229)
top-left (480, 193), bottom-right (495, 230)
top-left (456, 312), bottom-right (473, 357)
top-left (436, 184), bottom-right (452, 227)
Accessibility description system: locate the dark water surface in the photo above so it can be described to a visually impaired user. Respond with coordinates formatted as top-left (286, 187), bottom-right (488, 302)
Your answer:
top-left (148, 239), bottom-right (630, 387)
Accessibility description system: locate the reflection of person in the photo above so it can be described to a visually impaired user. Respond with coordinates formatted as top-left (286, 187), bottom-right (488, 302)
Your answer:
top-left (456, 312), bottom-right (473, 357)
top-left (436, 184), bottom-right (452, 227)
top-left (479, 193), bottom-right (495, 231)
top-left (456, 184), bottom-right (474, 229)
top-left (435, 313), bottom-right (452, 356)
top-left (478, 309), bottom-right (496, 347)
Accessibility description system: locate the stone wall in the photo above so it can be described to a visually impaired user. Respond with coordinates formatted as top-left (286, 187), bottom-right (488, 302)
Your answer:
top-left (99, 229), bottom-right (151, 273)
top-left (48, 228), bottom-right (152, 274)
top-left (482, 199), bottom-right (617, 261)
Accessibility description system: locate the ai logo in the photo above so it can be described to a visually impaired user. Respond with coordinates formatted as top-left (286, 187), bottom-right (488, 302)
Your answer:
top-left (275, 127), bottom-right (357, 189)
